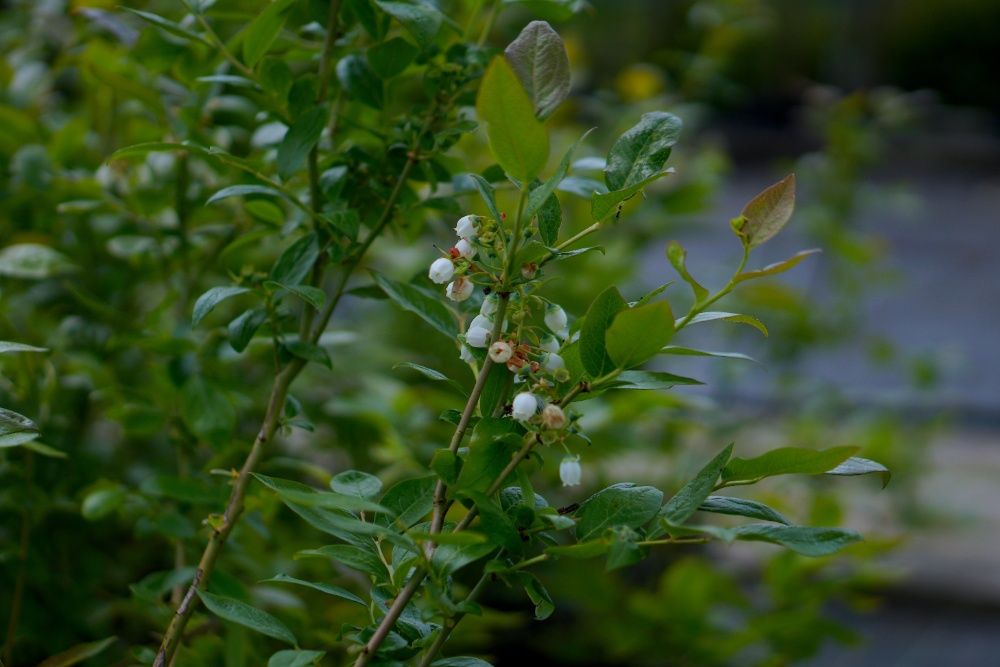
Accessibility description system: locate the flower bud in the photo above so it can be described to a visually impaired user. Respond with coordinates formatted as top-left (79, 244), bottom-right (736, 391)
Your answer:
top-left (455, 214), bottom-right (479, 240)
top-left (541, 403), bottom-right (567, 430)
top-left (459, 345), bottom-right (475, 363)
top-left (511, 392), bottom-right (537, 422)
top-left (559, 456), bottom-right (582, 487)
top-left (454, 238), bottom-right (476, 259)
top-left (543, 352), bottom-right (565, 372)
top-left (446, 277), bottom-right (474, 302)
top-left (480, 294), bottom-right (498, 316)
top-left (465, 326), bottom-right (491, 348)
top-left (429, 257), bottom-right (455, 284)
top-left (489, 340), bottom-right (513, 363)
top-left (545, 303), bottom-right (569, 338)
top-left (470, 314), bottom-right (492, 332)
top-left (553, 367), bottom-right (570, 383)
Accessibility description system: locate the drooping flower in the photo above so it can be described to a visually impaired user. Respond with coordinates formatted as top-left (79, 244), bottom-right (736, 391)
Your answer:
top-left (480, 294), bottom-right (498, 316)
top-left (455, 214), bottom-right (479, 240)
top-left (489, 340), bottom-right (513, 363)
top-left (559, 456), bottom-right (582, 487)
top-left (541, 403), bottom-right (567, 430)
top-left (459, 345), bottom-right (475, 363)
top-left (466, 325), bottom-right (491, 348)
top-left (511, 392), bottom-right (537, 422)
top-left (455, 238), bottom-right (476, 259)
top-left (446, 276), bottom-right (474, 302)
top-left (543, 352), bottom-right (565, 372)
top-left (544, 303), bottom-right (569, 338)
top-left (429, 257), bottom-right (455, 284)
top-left (470, 314), bottom-right (492, 331)
top-left (540, 335), bottom-right (560, 354)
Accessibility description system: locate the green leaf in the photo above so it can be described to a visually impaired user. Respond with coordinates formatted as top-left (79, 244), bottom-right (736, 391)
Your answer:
top-left (545, 539), bottom-right (609, 559)
top-left (659, 346), bottom-right (757, 363)
top-left (432, 658), bottom-right (494, 667)
top-left (393, 362), bottom-right (465, 395)
top-left (371, 271), bottom-right (457, 339)
top-left (295, 544), bottom-right (388, 579)
top-left (81, 484), bottom-right (127, 520)
top-left (465, 491), bottom-right (522, 553)
top-left (728, 523), bottom-right (861, 557)
top-left (733, 174), bottom-right (796, 248)
top-left (192, 286), bottom-right (251, 326)
top-left (330, 470), bottom-right (382, 499)
top-left (253, 473), bottom-right (392, 514)
top-left (267, 282), bottom-right (326, 310)
top-left (681, 311), bottom-right (768, 337)
top-left (268, 650), bottom-right (326, 667)
top-left (277, 106), bottom-right (328, 180)
top-left (368, 37), bottom-right (418, 79)
top-left (734, 248), bottom-right (820, 283)
top-left (430, 540), bottom-right (496, 576)
top-left (229, 308), bottom-right (268, 352)
top-left (243, 0), bottom-right (297, 68)
top-left (607, 370), bottom-right (703, 391)
top-left (575, 483), bottom-right (663, 541)
top-left (468, 173), bottom-right (502, 221)
top-left (0, 243), bottom-right (75, 279)
top-left (198, 590), bottom-right (297, 645)
top-left (503, 20), bottom-right (571, 119)
top-left (826, 456), bottom-right (891, 488)
top-left (21, 441), bottom-right (67, 458)
top-left (336, 54), bottom-right (383, 108)
top-left (698, 495), bottom-right (791, 525)
top-left (377, 476), bottom-right (435, 528)
top-left (579, 286), bottom-right (627, 377)
top-left (207, 184), bottom-right (283, 205)
top-left (0, 341), bottom-right (47, 354)
top-left (374, 1), bottom-right (443, 47)
top-left (285, 340), bottom-right (331, 368)
top-left (476, 57), bottom-right (549, 182)
top-left (518, 572), bottom-right (555, 619)
top-left (523, 128), bottom-right (592, 224)
top-left (666, 241), bottom-right (709, 302)
top-left (590, 171), bottom-right (669, 222)
top-left (263, 573), bottom-right (365, 606)
top-left (409, 530), bottom-right (487, 546)
top-left (605, 300), bottom-right (674, 369)
top-left (181, 378), bottom-right (235, 447)
top-left (430, 448), bottom-right (461, 485)
top-left (604, 111), bottom-right (682, 191)
top-left (606, 534), bottom-right (645, 572)
top-left (535, 188), bottom-right (562, 247)
top-left (660, 444), bottom-right (733, 526)
top-left (478, 362), bottom-right (511, 417)
top-left (271, 234), bottom-right (320, 286)
top-left (122, 8), bottom-right (211, 46)
top-left (36, 636), bottom-right (117, 667)
top-left (721, 446), bottom-right (858, 485)
top-left (453, 418), bottom-right (520, 494)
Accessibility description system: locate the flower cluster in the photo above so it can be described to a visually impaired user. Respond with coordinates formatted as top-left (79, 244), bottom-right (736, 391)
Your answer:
top-left (428, 213), bottom-right (583, 485)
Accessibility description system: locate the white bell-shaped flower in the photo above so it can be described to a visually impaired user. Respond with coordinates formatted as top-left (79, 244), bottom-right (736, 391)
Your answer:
top-left (446, 277), bottom-right (474, 302)
top-left (480, 294), bottom-right (498, 316)
top-left (455, 214), bottom-right (479, 240)
top-left (465, 326), bottom-right (491, 348)
top-left (469, 314), bottom-right (492, 331)
top-left (455, 238), bottom-right (476, 259)
top-left (559, 456), bottom-right (582, 487)
top-left (543, 352), bottom-right (565, 372)
top-left (511, 392), bottom-right (537, 422)
top-left (544, 303), bottom-right (569, 338)
top-left (540, 335), bottom-right (560, 354)
top-left (429, 257), bottom-right (455, 284)
top-left (459, 345), bottom-right (475, 363)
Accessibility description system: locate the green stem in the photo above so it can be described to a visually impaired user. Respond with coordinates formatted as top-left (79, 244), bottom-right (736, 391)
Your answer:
top-left (675, 245), bottom-right (750, 331)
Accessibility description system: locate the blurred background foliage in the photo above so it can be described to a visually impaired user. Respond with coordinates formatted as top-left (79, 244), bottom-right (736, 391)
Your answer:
top-left (1, 0), bottom-right (996, 665)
